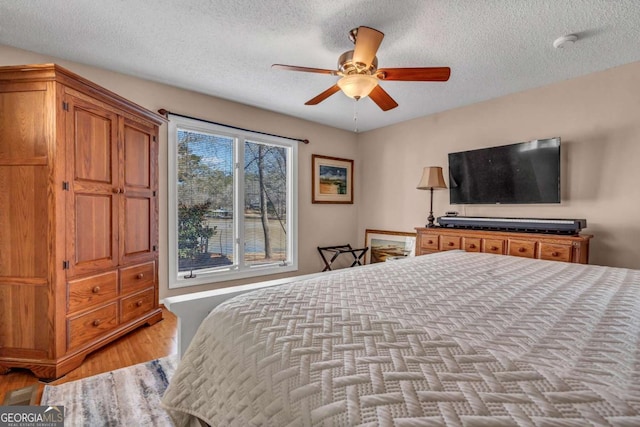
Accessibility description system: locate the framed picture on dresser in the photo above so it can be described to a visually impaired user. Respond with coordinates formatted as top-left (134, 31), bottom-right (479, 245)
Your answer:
top-left (364, 229), bottom-right (416, 264)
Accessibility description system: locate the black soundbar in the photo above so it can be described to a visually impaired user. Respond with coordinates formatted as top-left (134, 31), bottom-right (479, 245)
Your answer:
top-left (437, 216), bottom-right (586, 235)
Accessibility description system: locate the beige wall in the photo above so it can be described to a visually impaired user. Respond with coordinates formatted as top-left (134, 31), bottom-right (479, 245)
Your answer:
top-left (0, 44), bottom-right (360, 299)
top-left (357, 61), bottom-right (640, 269)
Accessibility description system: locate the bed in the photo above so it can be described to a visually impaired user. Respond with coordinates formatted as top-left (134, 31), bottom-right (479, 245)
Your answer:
top-left (161, 251), bottom-right (640, 426)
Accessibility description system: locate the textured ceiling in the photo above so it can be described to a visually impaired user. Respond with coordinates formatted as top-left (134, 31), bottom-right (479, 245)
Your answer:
top-left (1, 1), bottom-right (639, 132)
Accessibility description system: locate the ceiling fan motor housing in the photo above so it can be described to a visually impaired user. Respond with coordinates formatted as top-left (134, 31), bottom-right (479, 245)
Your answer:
top-left (338, 50), bottom-right (378, 75)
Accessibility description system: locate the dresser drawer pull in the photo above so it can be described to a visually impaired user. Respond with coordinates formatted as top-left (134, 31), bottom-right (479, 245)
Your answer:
top-left (92, 286), bottom-right (101, 293)
top-left (469, 244), bottom-right (476, 249)
top-left (518, 247), bottom-right (526, 253)
top-left (551, 251), bottom-right (559, 257)
top-left (136, 273), bottom-right (144, 280)
top-left (427, 240), bottom-right (433, 244)
top-left (491, 246), bottom-right (498, 251)
top-left (92, 319), bottom-right (101, 327)
top-left (448, 242), bottom-right (454, 246)
top-left (136, 300), bottom-right (143, 307)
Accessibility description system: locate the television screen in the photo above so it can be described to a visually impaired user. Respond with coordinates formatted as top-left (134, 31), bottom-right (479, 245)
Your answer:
top-left (448, 138), bottom-right (561, 204)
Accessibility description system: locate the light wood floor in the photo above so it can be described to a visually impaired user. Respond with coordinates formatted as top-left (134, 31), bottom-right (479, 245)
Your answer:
top-left (0, 307), bottom-right (177, 404)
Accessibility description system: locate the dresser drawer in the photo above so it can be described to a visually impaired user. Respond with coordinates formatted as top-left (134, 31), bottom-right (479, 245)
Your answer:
top-left (483, 239), bottom-right (505, 254)
top-left (440, 235), bottom-right (461, 251)
top-left (120, 288), bottom-right (155, 324)
top-left (67, 303), bottom-right (118, 349)
top-left (67, 270), bottom-right (118, 313)
top-left (120, 261), bottom-right (155, 294)
top-left (509, 240), bottom-right (537, 258)
top-left (463, 237), bottom-right (481, 252)
top-left (420, 234), bottom-right (439, 251)
top-left (539, 243), bottom-right (572, 262)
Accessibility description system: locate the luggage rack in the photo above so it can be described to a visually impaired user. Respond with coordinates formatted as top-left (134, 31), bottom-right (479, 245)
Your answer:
top-left (317, 244), bottom-right (369, 272)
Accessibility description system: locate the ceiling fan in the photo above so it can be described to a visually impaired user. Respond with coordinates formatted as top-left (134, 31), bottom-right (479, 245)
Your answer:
top-left (272, 26), bottom-right (450, 111)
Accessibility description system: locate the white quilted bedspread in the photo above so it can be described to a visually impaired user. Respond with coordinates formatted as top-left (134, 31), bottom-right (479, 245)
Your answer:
top-left (162, 251), bottom-right (640, 426)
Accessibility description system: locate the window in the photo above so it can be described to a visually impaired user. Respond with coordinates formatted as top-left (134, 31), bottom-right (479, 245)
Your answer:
top-left (168, 115), bottom-right (298, 288)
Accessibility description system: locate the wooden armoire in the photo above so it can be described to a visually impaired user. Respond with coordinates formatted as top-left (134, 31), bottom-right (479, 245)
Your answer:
top-left (0, 64), bottom-right (164, 378)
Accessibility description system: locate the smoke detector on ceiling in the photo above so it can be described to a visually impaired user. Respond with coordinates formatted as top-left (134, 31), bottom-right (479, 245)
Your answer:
top-left (553, 34), bottom-right (578, 49)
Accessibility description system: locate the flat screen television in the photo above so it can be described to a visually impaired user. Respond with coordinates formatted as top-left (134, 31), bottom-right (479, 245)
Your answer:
top-left (448, 138), bottom-right (561, 205)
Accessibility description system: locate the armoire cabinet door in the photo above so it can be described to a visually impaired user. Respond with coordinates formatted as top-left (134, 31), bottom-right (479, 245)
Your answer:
top-left (119, 117), bottom-right (158, 266)
top-left (65, 95), bottom-right (119, 277)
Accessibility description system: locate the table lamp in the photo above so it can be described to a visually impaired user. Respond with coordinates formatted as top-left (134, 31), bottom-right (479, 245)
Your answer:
top-left (417, 166), bottom-right (448, 227)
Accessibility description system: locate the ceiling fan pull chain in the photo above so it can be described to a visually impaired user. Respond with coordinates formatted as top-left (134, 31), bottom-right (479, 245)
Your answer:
top-left (353, 100), bottom-right (359, 133)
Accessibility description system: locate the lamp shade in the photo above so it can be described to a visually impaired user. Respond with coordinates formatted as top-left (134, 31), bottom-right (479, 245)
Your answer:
top-left (337, 74), bottom-right (378, 99)
top-left (416, 166), bottom-right (447, 190)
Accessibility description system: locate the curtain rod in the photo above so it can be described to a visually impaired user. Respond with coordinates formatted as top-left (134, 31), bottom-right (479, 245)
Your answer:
top-left (157, 109), bottom-right (309, 144)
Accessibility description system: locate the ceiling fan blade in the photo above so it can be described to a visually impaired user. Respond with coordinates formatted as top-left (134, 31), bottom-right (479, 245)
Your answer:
top-left (377, 67), bottom-right (451, 81)
top-left (369, 85), bottom-right (398, 111)
top-left (353, 26), bottom-right (384, 69)
top-left (272, 64), bottom-right (337, 75)
top-left (305, 84), bottom-right (341, 105)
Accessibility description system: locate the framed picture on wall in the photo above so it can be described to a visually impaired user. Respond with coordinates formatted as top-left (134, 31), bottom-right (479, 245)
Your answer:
top-left (312, 154), bottom-right (353, 204)
top-left (364, 229), bottom-right (416, 264)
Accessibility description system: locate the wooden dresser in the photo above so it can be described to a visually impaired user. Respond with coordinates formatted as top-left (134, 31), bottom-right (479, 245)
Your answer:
top-left (415, 227), bottom-right (592, 264)
top-left (0, 64), bottom-right (165, 378)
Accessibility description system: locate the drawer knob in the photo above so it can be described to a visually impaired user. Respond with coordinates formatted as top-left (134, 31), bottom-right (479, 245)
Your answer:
top-left (448, 242), bottom-right (454, 246)
top-left (427, 240), bottom-right (433, 244)
top-left (92, 319), bottom-right (101, 327)
top-left (112, 188), bottom-right (120, 194)
top-left (552, 251), bottom-right (559, 257)
top-left (469, 244), bottom-right (476, 249)
top-left (518, 247), bottom-right (526, 253)
top-left (137, 273), bottom-right (144, 279)
top-left (92, 286), bottom-right (101, 293)
top-left (136, 300), bottom-right (143, 307)
top-left (491, 246), bottom-right (498, 251)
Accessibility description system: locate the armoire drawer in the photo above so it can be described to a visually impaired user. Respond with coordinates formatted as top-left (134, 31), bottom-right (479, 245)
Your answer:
top-left (67, 270), bottom-right (118, 314)
top-left (121, 261), bottom-right (155, 294)
top-left (67, 303), bottom-right (118, 349)
top-left (120, 288), bottom-right (155, 324)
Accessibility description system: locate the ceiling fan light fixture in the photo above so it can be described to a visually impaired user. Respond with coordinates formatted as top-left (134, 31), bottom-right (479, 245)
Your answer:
top-left (337, 74), bottom-right (378, 100)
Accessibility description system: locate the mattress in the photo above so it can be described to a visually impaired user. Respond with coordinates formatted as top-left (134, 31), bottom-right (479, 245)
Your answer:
top-left (162, 251), bottom-right (640, 426)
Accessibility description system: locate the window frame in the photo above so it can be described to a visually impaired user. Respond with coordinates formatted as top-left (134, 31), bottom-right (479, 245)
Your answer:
top-left (167, 115), bottom-right (298, 288)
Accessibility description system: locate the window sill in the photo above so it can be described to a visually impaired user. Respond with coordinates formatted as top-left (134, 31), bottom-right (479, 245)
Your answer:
top-left (169, 263), bottom-right (299, 289)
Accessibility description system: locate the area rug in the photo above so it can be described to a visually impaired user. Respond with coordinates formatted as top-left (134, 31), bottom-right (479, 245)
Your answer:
top-left (41, 355), bottom-right (177, 426)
